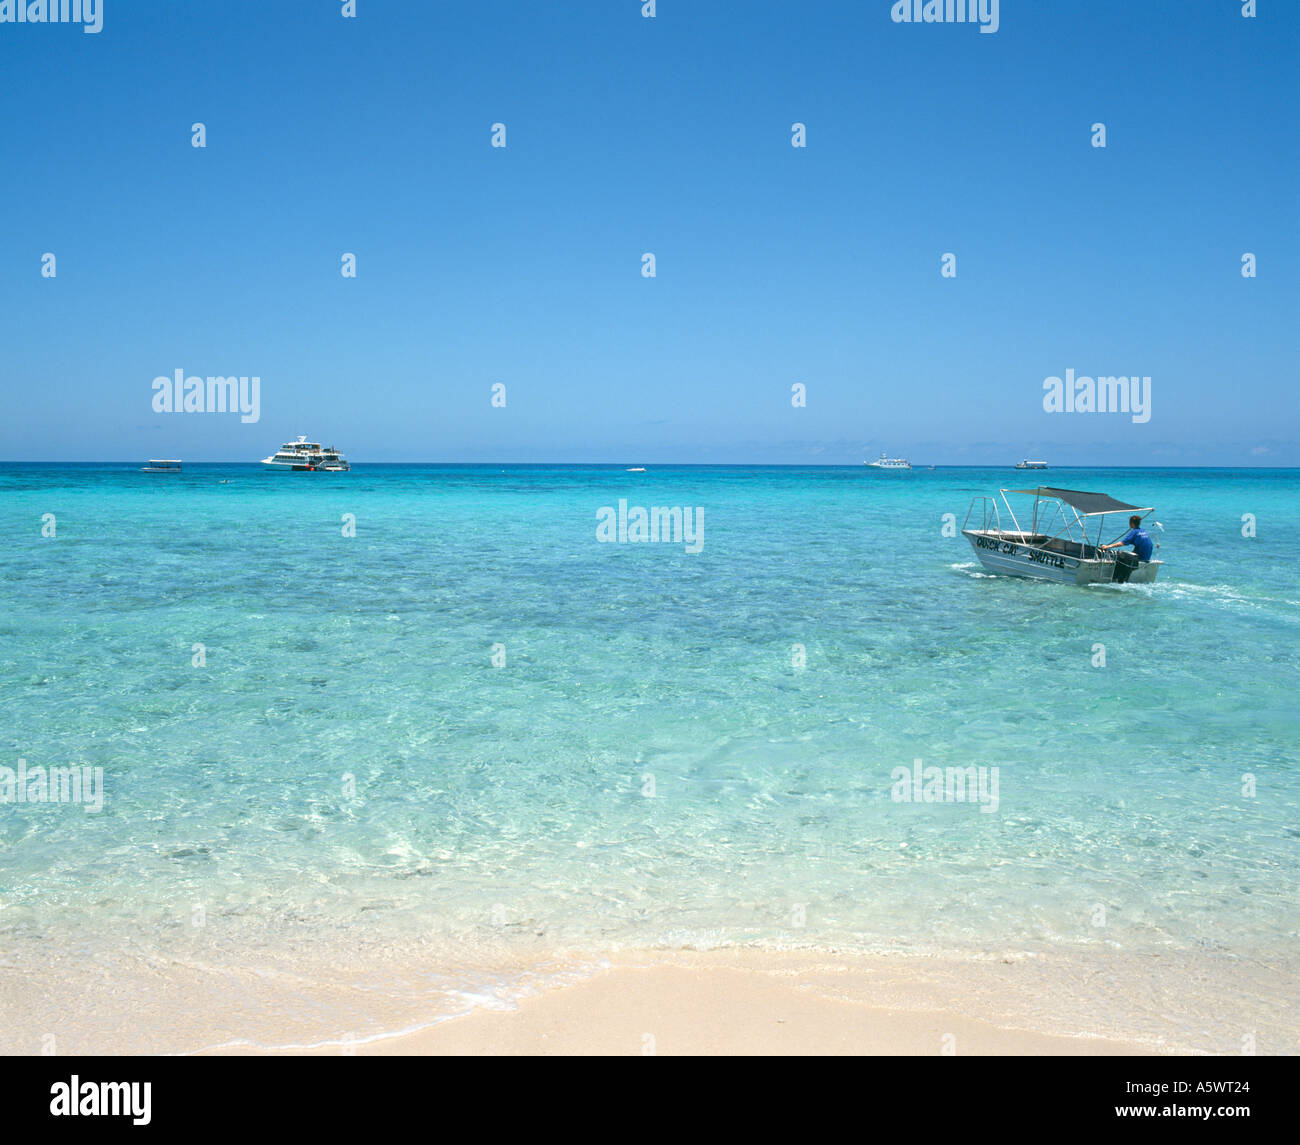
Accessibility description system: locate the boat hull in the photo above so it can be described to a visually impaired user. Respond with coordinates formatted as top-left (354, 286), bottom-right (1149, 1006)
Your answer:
top-left (261, 459), bottom-right (348, 471)
top-left (963, 531), bottom-right (1160, 585)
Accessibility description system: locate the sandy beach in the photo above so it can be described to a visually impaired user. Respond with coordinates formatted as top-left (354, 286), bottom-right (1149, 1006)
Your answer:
top-left (344, 952), bottom-right (1154, 1056)
top-left (190, 945), bottom-right (1284, 1056)
top-left (13, 936), bottom-right (1292, 1056)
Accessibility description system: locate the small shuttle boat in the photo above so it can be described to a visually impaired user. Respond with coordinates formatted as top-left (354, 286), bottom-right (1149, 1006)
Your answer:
top-left (962, 486), bottom-right (1162, 585)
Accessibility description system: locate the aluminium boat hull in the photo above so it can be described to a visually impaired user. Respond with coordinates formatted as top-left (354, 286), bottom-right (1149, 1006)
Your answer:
top-left (963, 531), bottom-right (1160, 585)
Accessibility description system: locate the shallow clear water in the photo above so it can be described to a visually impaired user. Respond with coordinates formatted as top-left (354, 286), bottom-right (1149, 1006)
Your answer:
top-left (1, 464), bottom-right (1297, 1051)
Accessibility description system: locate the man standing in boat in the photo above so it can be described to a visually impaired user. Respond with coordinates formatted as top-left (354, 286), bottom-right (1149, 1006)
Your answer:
top-left (1099, 516), bottom-right (1154, 562)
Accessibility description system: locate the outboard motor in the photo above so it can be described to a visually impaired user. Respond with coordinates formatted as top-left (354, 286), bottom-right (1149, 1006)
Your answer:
top-left (1112, 551), bottom-right (1139, 584)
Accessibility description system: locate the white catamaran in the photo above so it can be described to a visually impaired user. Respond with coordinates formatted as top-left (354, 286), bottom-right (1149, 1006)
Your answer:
top-left (962, 486), bottom-right (1162, 585)
top-left (866, 453), bottom-right (911, 470)
top-left (261, 437), bottom-right (351, 471)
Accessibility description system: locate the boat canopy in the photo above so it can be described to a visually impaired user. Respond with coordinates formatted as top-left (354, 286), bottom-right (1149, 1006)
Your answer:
top-left (1011, 486), bottom-right (1151, 516)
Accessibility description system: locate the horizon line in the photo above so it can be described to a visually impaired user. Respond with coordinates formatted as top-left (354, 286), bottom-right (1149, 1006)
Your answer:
top-left (3, 460), bottom-right (1297, 470)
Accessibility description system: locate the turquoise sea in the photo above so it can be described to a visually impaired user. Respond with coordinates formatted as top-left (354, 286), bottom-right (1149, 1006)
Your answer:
top-left (1, 464), bottom-right (1297, 1052)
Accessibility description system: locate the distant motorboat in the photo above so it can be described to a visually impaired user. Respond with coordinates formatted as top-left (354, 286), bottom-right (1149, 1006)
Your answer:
top-left (626, 467), bottom-right (646, 472)
top-left (866, 453), bottom-right (911, 470)
top-left (1014, 459), bottom-right (1048, 470)
top-left (141, 459), bottom-right (182, 473)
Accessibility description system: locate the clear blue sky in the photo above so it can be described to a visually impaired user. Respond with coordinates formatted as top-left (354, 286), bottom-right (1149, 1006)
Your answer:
top-left (1, 1), bottom-right (1295, 464)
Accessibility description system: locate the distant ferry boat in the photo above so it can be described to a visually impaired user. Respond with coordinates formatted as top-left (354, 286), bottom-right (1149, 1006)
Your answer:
top-left (1014, 459), bottom-right (1048, 470)
top-left (140, 459), bottom-right (182, 473)
top-left (261, 436), bottom-right (350, 471)
top-left (865, 453), bottom-right (911, 470)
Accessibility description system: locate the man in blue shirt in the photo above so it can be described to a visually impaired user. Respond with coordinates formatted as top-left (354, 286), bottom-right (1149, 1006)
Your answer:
top-left (1100, 515), bottom-right (1154, 562)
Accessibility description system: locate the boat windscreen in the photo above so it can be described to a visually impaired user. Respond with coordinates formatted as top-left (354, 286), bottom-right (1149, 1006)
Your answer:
top-left (1010, 487), bottom-right (1150, 516)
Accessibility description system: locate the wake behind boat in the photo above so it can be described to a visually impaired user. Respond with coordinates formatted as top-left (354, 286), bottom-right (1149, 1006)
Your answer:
top-left (261, 436), bottom-right (350, 471)
top-left (962, 486), bottom-right (1163, 585)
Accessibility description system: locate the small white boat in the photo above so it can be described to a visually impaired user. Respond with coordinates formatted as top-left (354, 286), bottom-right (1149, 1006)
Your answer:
top-left (1014, 459), bottom-right (1048, 470)
top-left (261, 436), bottom-right (350, 471)
top-left (141, 459), bottom-right (182, 473)
top-left (962, 486), bottom-right (1162, 585)
top-left (626, 467), bottom-right (646, 472)
top-left (866, 453), bottom-right (911, 470)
